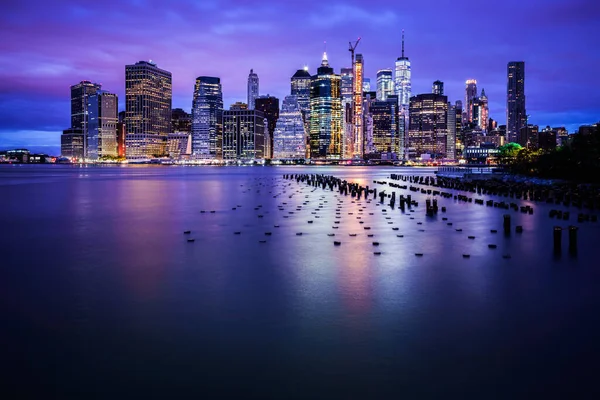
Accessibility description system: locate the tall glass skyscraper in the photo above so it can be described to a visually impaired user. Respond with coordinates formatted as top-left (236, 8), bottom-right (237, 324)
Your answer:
top-left (71, 80), bottom-right (102, 133)
top-left (352, 54), bottom-right (364, 158)
top-left (247, 69), bottom-right (259, 110)
top-left (447, 102), bottom-right (457, 160)
top-left (291, 68), bottom-right (311, 113)
top-left (465, 79), bottom-right (478, 123)
top-left (192, 76), bottom-right (223, 159)
top-left (67, 80), bottom-right (101, 158)
top-left (340, 67), bottom-right (353, 158)
top-left (507, 61), bottom-right (526, 143)
top-left (376, 69), bottom-right (393, 101)
top-left (394, 31), bottom-right (411, 108)
top-left (125, 61), bottom-right (172, 159)
top-left (87, 90), bottom-right (118, 159)
top-left (273, 95), bottom-right (306, 159)
top-left (309, 52), bottom-right (342, 159)
top-left (255, 95), bottom-right (279, 159)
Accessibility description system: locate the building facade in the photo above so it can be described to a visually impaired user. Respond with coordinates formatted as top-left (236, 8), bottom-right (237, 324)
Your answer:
top-left (247, 69), bottom-right (259, 109)
top-left (432, 80), bottom-right (444, 96)
top-left (340, 67), bottom-right (354, 158)
top-left (376, 69), bottom-right (394, 101)
top-left (87, 90), bottom-right (118, 159)
top-left (394, 31), bottom-right (411, 109)
top-left (255, 95), bottom-right (279, 159)
top-left (222, 108), bottom-right (265, 160)
top-left (352, 54), bottom-right (364, 158)
top-left (172, 108), bottom-right (191, 133)
top-left (273, 95), bottom-right (306, 159)
top-left (507, 61), bottom-right (526, 143)
top-left (447, 102), bottom-right (457, 160)
top-left (309, 53), bottom-right (343, 159)
top-left (408, 93), bottom-right (449, 159)
top-left (125, 61), bottom-right (172, 159)
top-left (60, 128), bottom-right (85, 159)
top-left (370, 96), bottom-right (401, 158)
top-left (191, 76), bottom-right (223, 159)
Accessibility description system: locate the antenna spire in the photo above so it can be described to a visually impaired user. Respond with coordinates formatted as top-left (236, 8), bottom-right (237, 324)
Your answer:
top-left (402, 29), bottom-right (405, 58)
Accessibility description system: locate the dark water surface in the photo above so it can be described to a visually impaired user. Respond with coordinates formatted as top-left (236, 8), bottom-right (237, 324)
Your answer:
top-left (2, 165), bottom-right (600, 398)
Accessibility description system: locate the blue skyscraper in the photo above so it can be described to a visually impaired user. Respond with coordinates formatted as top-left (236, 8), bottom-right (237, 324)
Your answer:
top-left (192, 76), bottom-right (223, 159)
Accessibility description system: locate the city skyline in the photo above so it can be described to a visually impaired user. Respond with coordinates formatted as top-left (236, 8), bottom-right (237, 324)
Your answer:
top-left (1, 0), bottom-right (599, 154)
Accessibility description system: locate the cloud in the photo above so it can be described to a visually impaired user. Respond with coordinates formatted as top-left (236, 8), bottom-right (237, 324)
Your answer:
top-left (309, 4), bottom-right (397, 27)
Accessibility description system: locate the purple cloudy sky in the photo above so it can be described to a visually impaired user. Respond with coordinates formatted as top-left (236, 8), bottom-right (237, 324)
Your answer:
top-left (1, 0), bottom-right (599, 154)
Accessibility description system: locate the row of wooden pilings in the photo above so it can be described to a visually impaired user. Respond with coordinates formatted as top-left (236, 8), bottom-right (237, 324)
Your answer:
top-left (390, 173), bottom-right (600, 210)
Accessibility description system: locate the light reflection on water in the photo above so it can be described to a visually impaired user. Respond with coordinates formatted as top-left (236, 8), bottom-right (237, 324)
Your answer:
top-left (2, 164), bottom-right (600, 397)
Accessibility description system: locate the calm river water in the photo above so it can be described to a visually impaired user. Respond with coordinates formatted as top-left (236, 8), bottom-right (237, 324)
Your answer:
top-left (2, 165), bottom-right (600, 398)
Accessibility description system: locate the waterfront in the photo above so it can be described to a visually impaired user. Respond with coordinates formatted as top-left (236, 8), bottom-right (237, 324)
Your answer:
top-left (2, 165), bottom-right (600, 397)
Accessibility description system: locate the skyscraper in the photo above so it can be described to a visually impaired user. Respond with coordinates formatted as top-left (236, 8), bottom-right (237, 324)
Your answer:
top-left (433, 80), bottom-right (444, 95)
top-left (125, 60), bottom-right (172, 159)
top-left (222, 107), bottom-right (265, 160)
top-left (353, 54), bottom-right (364, 157)
top-left (191, 76), bottom-right (223, 159)
top-left (376, 69), bottom-right (394, 101)
top-left (507, 61), bottom-right (526, 143)
top-left (247, 69), bottom-right (259, 109)
top-left (255, 95), bottom-right (279, 159)
top-left (370, 97), bottom-right (401, 158)
top-left (478, 88), bottom-right (489, 131)
top-left (340, 67), bottom-right (354, 158)
top-left (465, 79), bottom-right (478, 123)
top-left (66, 80), bottom-right (101, 157)
top-left (291, 68), bottom-right (311, 113)
top-left (309, 52), bottom-right (342, 159)
top-left (408, 93), bottom-right (449, 159)
top-left (447, 102), bottom-right (457, 160)
top-left (273, 95), bottom-right (306, 159)
top-left (394, 30), bottom-right (412, 108)
top-left (87, 90), bottom-right (118, 159)
top-left (291, 67), bottom-right (312, 153)
top-left (70, 80), bottom-right (102, 134)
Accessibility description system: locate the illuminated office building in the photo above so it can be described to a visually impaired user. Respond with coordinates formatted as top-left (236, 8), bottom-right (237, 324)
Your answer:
top-left (340, 67), bottom-right (354, 158)
top-left (465, 79), bottom-right (478, 123)
top-left (60, 128), bottom-right (85, 159)
top-left (273, 95), bottom-right (306, 159)
top-left (191, 76), bottom-right (223, 159)
top-left (370, 96), bottom-right (401, 158)
top-left (352, 54), bottom-right (364, 157)
top-left (125, 60), bottom-right (172, 159)
top-left (507, 61), bottom-right (526, 143)
top-left (247, 69), bottom-right (259, 109)
top-left (309, 52), bottom-right (342, 159)
top-left (447, 102), bottom-right (457, 160)
top-left (222, 107), bottom-right (265, 160)
top-left (376, 69), bottom-right (394, 101)
top-left (87, 90), bottom-right (118, 159)
top-left (394, 31), bottom-right (412, 108)
top-left (408, 93), bottom-right (449, 159)
top-left (71, 80), bottom-right (102, 134)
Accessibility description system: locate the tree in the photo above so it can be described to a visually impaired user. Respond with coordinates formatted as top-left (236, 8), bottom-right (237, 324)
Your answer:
top-left (497, 142), bottom-right (523, 165)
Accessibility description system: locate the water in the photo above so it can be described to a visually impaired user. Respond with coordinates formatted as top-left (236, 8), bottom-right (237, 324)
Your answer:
top-left (2, 165), bottom-right (600, 398)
